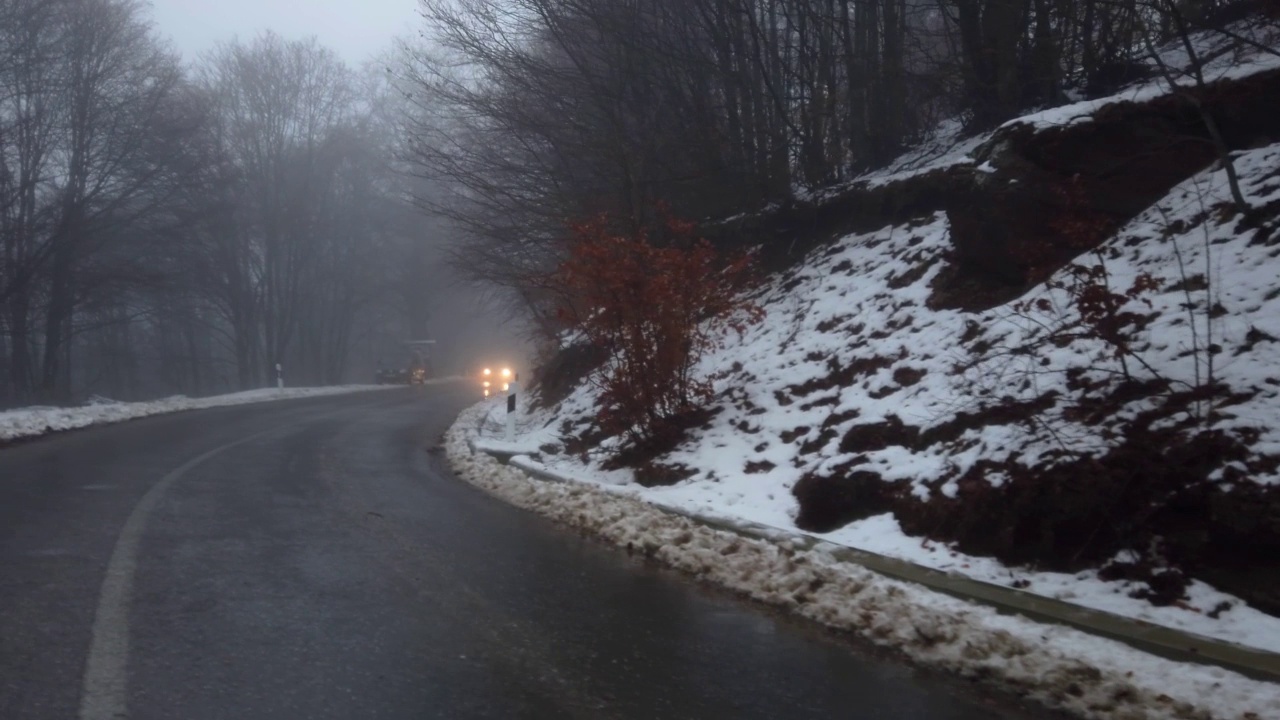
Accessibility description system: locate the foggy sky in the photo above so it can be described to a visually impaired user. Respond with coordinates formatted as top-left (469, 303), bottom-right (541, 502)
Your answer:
top-left (148, 0), bottom-right (421, 66)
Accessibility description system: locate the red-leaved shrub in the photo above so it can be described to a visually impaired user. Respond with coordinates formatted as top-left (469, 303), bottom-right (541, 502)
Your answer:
top-left (556, 213), bottom-right (763, 453)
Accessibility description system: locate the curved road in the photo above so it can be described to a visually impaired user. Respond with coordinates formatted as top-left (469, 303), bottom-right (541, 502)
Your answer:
top-left (1, 385), bottom-right (1044, 719)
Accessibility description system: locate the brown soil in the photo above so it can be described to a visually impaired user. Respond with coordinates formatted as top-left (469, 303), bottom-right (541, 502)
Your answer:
top-left (786, 354), bottom-right (899, 398)
top-left (896, 426), bottom-right (1280, 614)
top-left (531, 343), bottom-right (608, 410)
top-left (794, 469), bottom-right (898, 532)
top-left (632, 461), bottom-right (697, 487)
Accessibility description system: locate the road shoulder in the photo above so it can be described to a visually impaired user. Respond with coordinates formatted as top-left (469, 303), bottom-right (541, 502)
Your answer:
top-left (447, 402), bottom-right (1280, 720)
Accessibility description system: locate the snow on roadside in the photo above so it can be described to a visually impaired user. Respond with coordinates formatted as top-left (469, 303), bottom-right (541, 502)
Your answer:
top-left (0, 382), bottom-right (439, 443)
top-left (446, 401), bottom-right (1280, 720)
top-left (469, 390), bottom-right (1280, 656)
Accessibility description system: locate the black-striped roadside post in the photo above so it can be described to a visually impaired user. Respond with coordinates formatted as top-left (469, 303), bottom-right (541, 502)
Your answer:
top-left (505, 372), bottom-right (519, 441)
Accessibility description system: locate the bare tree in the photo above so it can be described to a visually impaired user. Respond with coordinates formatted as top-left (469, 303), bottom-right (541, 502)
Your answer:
top-left (195, 37), bottom-right (427, 388)
top-left (1, 5), bottom-right (425, 405)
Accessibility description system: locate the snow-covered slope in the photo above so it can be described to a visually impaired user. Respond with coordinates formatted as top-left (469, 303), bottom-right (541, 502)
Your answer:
top-left (486, 19), bottom-right (1280, 662)
top-left (502, 135), bottom-right (1280, 652)
top-left (709, 143), bottom-right (1280, 497)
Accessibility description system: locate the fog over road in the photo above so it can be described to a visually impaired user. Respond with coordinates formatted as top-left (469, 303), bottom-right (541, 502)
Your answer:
top-left (0, 385), bottom-right (1042, 719)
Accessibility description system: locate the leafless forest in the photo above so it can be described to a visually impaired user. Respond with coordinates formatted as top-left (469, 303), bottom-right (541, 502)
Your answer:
top-left (0, 0), bottom-right (437, 405)
top-left (1, 0), bottom-right (1266, 404)
top-left (401, 0), bottom-right (1268, 332)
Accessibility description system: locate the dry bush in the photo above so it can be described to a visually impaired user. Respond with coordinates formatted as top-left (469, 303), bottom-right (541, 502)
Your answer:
top-left (555, 212), bottom-right (763, 456)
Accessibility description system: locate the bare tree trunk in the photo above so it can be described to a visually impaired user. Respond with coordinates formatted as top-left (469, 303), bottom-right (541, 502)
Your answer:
top-left (40, 240), bottom-right (74, 400)
top-left (1141, 4), bottom-right (1248, 210)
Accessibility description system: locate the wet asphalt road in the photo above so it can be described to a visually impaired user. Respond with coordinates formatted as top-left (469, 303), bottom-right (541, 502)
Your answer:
top-left (0, 384), bottom-right (1044, 719)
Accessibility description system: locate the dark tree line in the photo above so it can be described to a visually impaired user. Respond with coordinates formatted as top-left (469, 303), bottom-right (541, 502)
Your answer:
top-left (401, 0), bottom-right (1273, 330)
top-left (0, 0), bottom-right (433, 406)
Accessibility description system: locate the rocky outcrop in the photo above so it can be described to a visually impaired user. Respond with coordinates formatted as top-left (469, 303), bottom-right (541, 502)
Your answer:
top-left (937, 68), bottom-right (1280, 311)
top-left (705, 68), bottom-right (1280, 295)
top-left (703, 165), bottom-right (968, 274)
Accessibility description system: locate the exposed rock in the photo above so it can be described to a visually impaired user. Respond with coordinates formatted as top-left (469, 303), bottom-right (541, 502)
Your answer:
top-left (704, 165), bottom-right (969, 273)
top-left (794, 469), bottom-right (894, 532)
top-left (937, 68), bottom-right (1280, 311)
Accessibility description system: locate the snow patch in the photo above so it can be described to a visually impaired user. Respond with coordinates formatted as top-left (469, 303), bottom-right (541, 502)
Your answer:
top-left (0, 383), bottom-right (432, 443)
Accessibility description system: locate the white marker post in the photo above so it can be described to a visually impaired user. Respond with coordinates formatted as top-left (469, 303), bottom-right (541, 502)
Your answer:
top-left (276, 363), bottom-right (283, 391)
top-left (505, 374), bottom-right (518, 442)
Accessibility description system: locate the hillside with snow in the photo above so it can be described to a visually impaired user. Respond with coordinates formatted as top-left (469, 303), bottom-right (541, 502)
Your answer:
top-left (475, 27), bottom-right (1280, 661)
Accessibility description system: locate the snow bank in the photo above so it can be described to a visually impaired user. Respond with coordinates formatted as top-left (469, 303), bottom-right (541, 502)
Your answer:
top-left (447, 402), bottom-right (1280, 720)
top-left (0, 382), bottom-right (429, 443)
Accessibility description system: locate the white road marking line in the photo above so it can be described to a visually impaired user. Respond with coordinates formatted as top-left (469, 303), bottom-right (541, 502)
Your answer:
top-left (78, 397), bottom-right (401, 720)
top-left (78, 430), bottom-right (273, 720)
